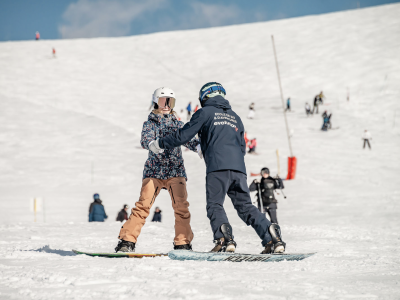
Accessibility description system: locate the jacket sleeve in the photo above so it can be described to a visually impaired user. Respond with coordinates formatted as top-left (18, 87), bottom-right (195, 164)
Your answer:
top-left (141, 121), bottom-right (155, 150)
top-left (103, 206), bottom-right (108, 219)
top-left (249, 181), bottom-right (258, 192)
top-left (178, 121), bottom-right (200, 152)
top-left (240, 122), bottom-right (246, 155)
top-left (159, 109), bottom-right (206, 149)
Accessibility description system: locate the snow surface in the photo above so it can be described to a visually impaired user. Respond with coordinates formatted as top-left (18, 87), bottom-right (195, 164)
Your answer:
top-left (1, 3), bottom-right (400, 300)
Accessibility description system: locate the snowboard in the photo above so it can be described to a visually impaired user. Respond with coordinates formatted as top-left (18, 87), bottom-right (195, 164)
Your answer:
top-left (72, 249), bottom-right (168, 258)
top-left (168, 250), bottom-right (315, 262)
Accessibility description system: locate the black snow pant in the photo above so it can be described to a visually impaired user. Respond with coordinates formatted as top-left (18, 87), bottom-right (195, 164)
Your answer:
top-left (206, 170), bottom-right (272, 246)
top-left (363, 139), bottom-right (371, 149)
top-left (265, 203), bottom-right (278, 224)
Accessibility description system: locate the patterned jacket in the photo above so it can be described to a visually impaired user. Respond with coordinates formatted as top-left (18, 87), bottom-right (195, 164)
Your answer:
top-left (141, 111), bottom-right (199, 180)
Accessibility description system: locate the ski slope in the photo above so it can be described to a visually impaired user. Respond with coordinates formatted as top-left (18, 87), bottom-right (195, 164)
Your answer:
top-left (0, 3), bottom-right (399, 299)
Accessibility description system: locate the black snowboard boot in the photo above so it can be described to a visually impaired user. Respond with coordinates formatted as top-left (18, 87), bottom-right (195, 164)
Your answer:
top-left (261, 224), bottom-right (286, 254)
top-left (115, 240), bottom-right (135, 253)
top-left (173, 243), bottom-right (192, 250)
top-left (210, 223), bottom-right (237, 252)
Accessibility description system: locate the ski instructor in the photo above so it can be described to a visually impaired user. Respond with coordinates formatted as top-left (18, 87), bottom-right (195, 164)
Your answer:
top-left (148, 82), bottom-right (286, 254)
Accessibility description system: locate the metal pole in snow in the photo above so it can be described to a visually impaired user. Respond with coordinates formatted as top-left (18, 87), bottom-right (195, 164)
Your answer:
top-left (271, 35), bottom-right (293, 157)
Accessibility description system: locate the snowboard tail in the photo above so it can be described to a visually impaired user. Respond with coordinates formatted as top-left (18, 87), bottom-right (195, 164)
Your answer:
top-left (168, 250), bottom-right (315, 262)
top-left (72, 249), bottom-right (168, 258)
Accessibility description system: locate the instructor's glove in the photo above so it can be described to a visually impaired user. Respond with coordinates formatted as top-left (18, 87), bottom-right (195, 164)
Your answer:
top-left (149, 139), bottom-right (164, 154)
top-left (253, 179), bottom-right (260, 184)
top-left (196, 144), bottom-right (203, 159)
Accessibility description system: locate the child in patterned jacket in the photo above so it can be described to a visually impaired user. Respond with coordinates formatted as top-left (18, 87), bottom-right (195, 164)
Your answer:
top-left (115, 87), bottom-right (200, 253)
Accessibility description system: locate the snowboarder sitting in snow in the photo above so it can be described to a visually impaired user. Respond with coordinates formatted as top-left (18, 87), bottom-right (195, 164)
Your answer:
top-left (151, 207), bottom-right (162, 222)
top-left (148, 82), bottom-right (286, 254)
top-left (116, 204), bottom-right (129, 222)
top-left (321, 111), bottom-right (332, 131)
top-left (115, 87), bottom-right (200, 253)
top-left (249, 168), bottom-right (284, 224)
top-left (89, 193), bottom-right (108, 222)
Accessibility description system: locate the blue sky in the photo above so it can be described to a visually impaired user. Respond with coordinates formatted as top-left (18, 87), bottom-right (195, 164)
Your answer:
top-left (0, 0), bottom-right (398, 41)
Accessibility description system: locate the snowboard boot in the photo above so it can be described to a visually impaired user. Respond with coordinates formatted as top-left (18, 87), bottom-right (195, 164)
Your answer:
top-left (115, 240), bottom-right (135, 253)
top-left (261, 224), bottom-right (286, 254)
top-left (173, 243), bottom-right (192, 250)
top-left (210, 223), bottom-right (237, 253)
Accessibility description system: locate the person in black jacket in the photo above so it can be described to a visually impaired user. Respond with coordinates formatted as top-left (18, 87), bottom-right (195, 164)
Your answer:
top-left (148, 82), bottom-right (286, 254)
top-left (151, 207), bottom-right (162, 222)
top-left (116, 204), bottom-right (129, 222)
top-left (249, 168), bottom-right (284, 224)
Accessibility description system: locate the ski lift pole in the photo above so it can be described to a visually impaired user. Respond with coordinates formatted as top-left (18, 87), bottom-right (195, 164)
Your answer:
top-left (271, 35), bottom-right (293, 157)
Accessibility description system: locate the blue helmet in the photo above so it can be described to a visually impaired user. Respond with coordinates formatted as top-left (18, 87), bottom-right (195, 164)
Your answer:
top-left (93, 193), bottom-right (100, 200)
top-left (198, 82), bottom-right (226, 103)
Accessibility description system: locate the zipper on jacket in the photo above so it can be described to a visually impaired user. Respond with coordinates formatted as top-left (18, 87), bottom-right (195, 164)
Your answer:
top-left (150, 187), bottom-right (158, 206)
top-left (170, 187), bottom-right (176, 204)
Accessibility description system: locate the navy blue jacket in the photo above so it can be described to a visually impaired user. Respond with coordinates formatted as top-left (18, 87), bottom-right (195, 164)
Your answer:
top-left (89, 200), bottom-right (108, 222)
top-left (159, 96), bottom-right (247, 174)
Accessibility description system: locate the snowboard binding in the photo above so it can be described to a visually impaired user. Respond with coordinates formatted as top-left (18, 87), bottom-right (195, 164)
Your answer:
top-left (115, 240), bottom-right (136, 253)
top-left (261, 224), bottom-right (286, 254)
top-left (211, 223), bottom-right (237, 253)
top-left (173, 243), bottom-right (192, 250)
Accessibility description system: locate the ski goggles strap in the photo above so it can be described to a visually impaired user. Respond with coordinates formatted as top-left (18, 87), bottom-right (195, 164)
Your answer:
top-left (199, 85), bottom-right (226, 101)
top-left (157, 97), bottom-right (176, 109)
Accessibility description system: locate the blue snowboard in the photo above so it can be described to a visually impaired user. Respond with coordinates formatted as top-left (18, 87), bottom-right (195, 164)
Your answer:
top-left (168, 250), bottom-right (315, 262)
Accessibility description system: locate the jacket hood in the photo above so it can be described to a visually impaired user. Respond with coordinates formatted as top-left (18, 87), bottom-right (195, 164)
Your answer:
top-left (95, 199), bottom-right (102, 204)
top-left (203, 95), bottom-right (231, 110)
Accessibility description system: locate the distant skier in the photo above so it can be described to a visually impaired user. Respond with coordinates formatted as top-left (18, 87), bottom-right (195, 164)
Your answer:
top-left (52, 48), bottom-right (56, 58)
top-left (312, 95), bottom-right (319, 114)
top-left (249, 168), bottom-right (284, 224)
top-left (248, 138), bottom-right (257, 154)
top-left (248, 102), bottom-right (255, 119)
top-left (89, 193), bottom-right (108, 222)
top-left (148, 82), bottom-right (286, 254)
top-left (362, 130), bottom-right (372, 149)
top-left (35, 31), bottom-right (40, 40)
top-left (285, 98), bottom-right (291, 112)
top-left (305, 102), bottom-right (311, 116)
top-left (186, 102), bottom-right (192, 119)
top-left (321, 111), bottom-right (332, 131)
top-left (116, 204), bottom-right (129, 222)
top-left (115, 87), bottom-right (199, 253)
top-left (318, 91), bottom-right (325, 104)
top-left (151, 207), bottom-right (162, 222)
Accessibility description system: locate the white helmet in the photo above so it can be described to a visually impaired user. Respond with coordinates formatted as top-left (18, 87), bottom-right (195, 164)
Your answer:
top-left (152, 87), bottom-right (175, 104)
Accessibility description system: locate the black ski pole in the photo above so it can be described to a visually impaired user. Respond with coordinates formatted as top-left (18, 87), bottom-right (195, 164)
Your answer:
top-left (280, 189), bottom-right (287, 199)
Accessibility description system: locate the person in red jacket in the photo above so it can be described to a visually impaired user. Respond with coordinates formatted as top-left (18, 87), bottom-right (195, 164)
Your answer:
top-left (248, 138), bottom-right (257, 154)
top-left (35, 31), bottom-right (40, 40)
top-left (244, 132), bottom-right (249, 150)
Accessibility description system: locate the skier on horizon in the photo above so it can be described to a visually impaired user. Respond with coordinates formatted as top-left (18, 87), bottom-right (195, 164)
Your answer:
top-left (114, 87), bottom-right (199, 253)
top-left (362, 129), bottom-right (372, 149)
top-left (249, 168), bottom-right (284, 224)
top-left (148, 82), bottom-right (286, 254)
top-left (285, 98), bottom-right (291, 112)
top-left (305, 102), bottom-right (311, 116)
top-left (35, 31), bottom-right (40, 40)
top-left (186, 102), bottom-right (192, 120)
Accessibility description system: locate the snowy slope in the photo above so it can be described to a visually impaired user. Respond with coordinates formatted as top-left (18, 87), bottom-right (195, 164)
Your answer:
top-left (0, 3), bottom-right (400, 299)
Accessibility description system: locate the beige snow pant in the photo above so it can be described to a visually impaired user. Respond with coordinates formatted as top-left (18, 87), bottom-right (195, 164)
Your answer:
top-left (118, 177), bottom-right (193, 245)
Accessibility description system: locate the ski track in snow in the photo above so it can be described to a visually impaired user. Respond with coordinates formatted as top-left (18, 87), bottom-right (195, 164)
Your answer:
top-left (0, 3), bottom-right (400, 300)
